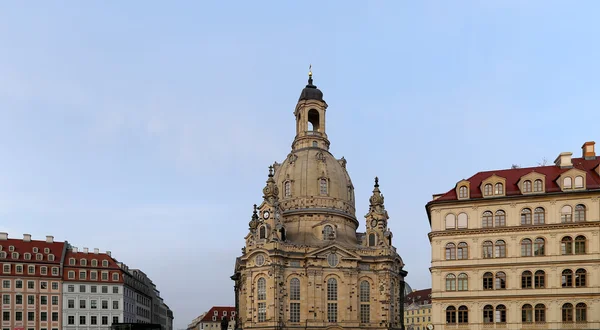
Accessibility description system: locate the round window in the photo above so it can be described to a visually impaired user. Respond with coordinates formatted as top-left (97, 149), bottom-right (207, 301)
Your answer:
top-left (256, 254), bottom-right (265, 266)
top-left (327, 253), bottom-right (338, 267)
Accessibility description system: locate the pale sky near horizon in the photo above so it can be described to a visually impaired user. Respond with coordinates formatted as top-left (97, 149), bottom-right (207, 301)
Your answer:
top-left (2, 1), bottom-right (600, 329)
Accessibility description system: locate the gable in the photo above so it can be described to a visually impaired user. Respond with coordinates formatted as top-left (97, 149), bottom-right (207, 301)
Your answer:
top-left (306, 244), bottom-right (361, 261)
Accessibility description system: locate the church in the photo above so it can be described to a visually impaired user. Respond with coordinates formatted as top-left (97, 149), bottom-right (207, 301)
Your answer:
top-left (231, 70), bottom-right (407, 330)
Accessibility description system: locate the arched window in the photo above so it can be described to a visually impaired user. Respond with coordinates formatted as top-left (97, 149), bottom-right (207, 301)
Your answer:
top-left (457, 273), bottom-right (468, 291)
top-left (495, 240), bottom-right (506, 258)
top-left (445, 274), bottom-right (456, 291)
top-left (482, 211), bottom-right (493, 228)
top-left (289, 277), bottom-right (300, 322)
top-left (561, 205), bottom-right (573, 223)
top-left (521, 239), bottom-right (533, 257)
top-left (457, 213), bottom-right (468, 229)
top-left (495, 272), bottom-right (506, 290)
top-left (483, 305), bottom-right (493, 323)
top-left (445, 214), bottom-right (456, 230)
top-left (534, 304), bottom-right (546, 322)
top-left (446, 306), bottom-right (456, 324)
top-left (523, 180), bottom-right (532, 193)
top-left (312, 141), bottom-right (318, 147)
top-left (445, 243), bottom-right (456, 260)
top-left (564, 177), bottom-right (573, 189)
top-left (91, 259), bottom-right (98, 267)
top-left (574, 204), bottom-right (586, 222)
top-left (575, 269), bottom-right (586, 287)
top-left (521, 271), bottom-right (532, 289)
top-left (80, 259), bottom-right (87, 266)
top-left (290, 278), bottom-right (300, 300)
top-left (576, 303), bottom-right (587, 322)
top-left (562, 303), bottom-right (573, 322)
top-left (323, 225), bottom-right (334, 240)
top-left (327, 278), bottom-right (337, 323)
top-left (319, 178), bottom-right (328, 195)
top-left (483, 272), bottom-right (493, 290)
top-left (534, 270), bottom-right (545, 288)
top-left (575, 176), bottom-right (584, 188)
top-left (459, 186), bottom-right (468, 199)
top-left (534, 207), bottom-right (545, 224)
top-left (483, 241), bottom-right (493, 259)
top-left (457, 306), bottom-right (468, 324)
top-left (561, 236), bottom-right (573, 255)
top-left (575, 235), bottom-right (586, 254)
top-left (484, 184), bottom-right (493, 196)
top-left (495, 210), bottom-right (506, 227)
top-left (257, 277), bottom-right (266, 300)
top-left (494, 183), bottom-right (504, 195)
top-left (457, 242), bottom-right (468, 260)
top-left (284, 181), bottom-right (291, 197)
top-left (493, 305), bottom-right (506, 323)
top-left (522, 304), bottom-right (533, 322)
top-left (534, 179), bottom-right (543, 192)
top-left (359, 280), bottom-right (370, 323)
top-left (368, 233), bottom-right (376, 247)
top-left (534, 238), bottom-right (545, 256)
top-left (562, 269), bottom-right (573, 287)
top-left (259, 226), bottom-right (266, 239)
top-left (521, 208), bottom-right (532, 225)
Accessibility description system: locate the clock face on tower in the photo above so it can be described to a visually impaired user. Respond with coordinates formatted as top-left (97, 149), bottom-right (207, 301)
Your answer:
top-left (263, 210), bottom-right (270, 220)
top-left (370, 219), bottom-right (377, 228)
top-left (427, 324), bottom-right (434, 330)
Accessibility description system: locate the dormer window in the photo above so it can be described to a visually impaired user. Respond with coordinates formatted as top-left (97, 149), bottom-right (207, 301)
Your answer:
top-left (575, 176), bottom-right (584, 188)
top-left (44, 248), bottom-right (49, 254)
top-left (48, 254), bottom-right (55, 261)
top-left (484, 184), bottom-right (493, 196)
top-left (12, 252), bottom-right (18, 259)
top-left (36, 254), bottom-right (43, 260)
top-left (24, 253), bottom-right (31, 260)
top-left (91, 259), bottom-right (98, 267)
top-left (8, 246), bottom-right (14, 252)
top-left (458, 186), bottom-right (468, 199)
top-left (534, 179), bottom-right (543, 192)
top-left (81, 259), bottom-right (87, 266)
top-left (523, 180), bottom-right (532, 193)
top-left (33, 247), bottom-right (38, 253)
top-left (69, 258), bottom-right (75, 265)
top-left (564, 177), bottom-right (572, 189)
top-left (494, 183), bottom-right (504, 195)
top-left (102, 260), bottom-right (109, 267)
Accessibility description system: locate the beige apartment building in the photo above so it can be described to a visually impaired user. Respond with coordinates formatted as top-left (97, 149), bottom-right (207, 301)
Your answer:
top-left (426, 142), bottom-right (600, 329)
top-left (404, 288), bottom-right (432, 330)
top-left (231, 71), bottom-right (407, 330)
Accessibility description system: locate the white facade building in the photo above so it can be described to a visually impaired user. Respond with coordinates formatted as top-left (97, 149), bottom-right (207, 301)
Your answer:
top-left (62, 282), bottom-right (124, 329)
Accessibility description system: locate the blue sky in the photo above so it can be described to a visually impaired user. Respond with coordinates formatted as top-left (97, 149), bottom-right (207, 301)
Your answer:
top-left (2, 1), bottom-right (600, 328)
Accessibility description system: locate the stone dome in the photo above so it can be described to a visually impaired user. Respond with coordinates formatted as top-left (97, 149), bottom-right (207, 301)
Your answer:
top-left (273, 147), bottom-right (355, 220)
top-left (298, 75), bottom-right (323, 101)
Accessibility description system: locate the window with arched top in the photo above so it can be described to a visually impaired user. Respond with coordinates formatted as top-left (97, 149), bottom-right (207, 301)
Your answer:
top-left (319, 178), bottom-right (328, 195)
top-left (561, 205), bottom-right (573, 223)
top-left (576, 303), bottom-right (587, 322)
top-left (289, 277), bottom-right (300, 322)
top-left (494, 183), bottom-right (503, 195)
top-left (483, 272), bottom-right (493, 290)
top-left (308, 109), bottom-right (320, 131)
top-left (534, 270), bottom-right (545, 288)
top-left (574, 204), bottom-right (586, 222)
top-left (534, 179), bottom-right (543, 192)
top-left (495, 272), bottom-right (506, 290)
top-left (484, 184), bottom-right (493, 196)
top-left (482, 211), bottom-right (493, 228)
top-left (290, 278), bottom-right (300, 300)
top-left (312, 141), bottom-right (318, 147)
top-left (284, 181), bottom-right (291, 198)
top-left (562, 303), bottom-right (574, 322)
top-left (445, 243), bottom-right (456, 260)
top-left (445, 214), bottom-right (456, 230)
top-left (495, 240), bottom-right (506, 258)
top-left (483, 305), bottom-right (493, 323)
top-left (359, 280), bottom-right (370, 302)
top-left (446, 306), bottom-right (456, 324)
top-left (446, 274), bottom-right (456, 291)
top-left (323, 225), bottom-right (334, 240)
top-left (368, 233), bottom-right (376, 247)
top-left (459, 186), bottom-right (468, 199)
top-left (81, 259), bottom-right (87, 266)
top-left (561, 236), bottom-right (573, 255)
top-left (575, 268), bottom-right (586, 287)
top-left (457, 306), bottom-right (469, 324)
top-left (575, 235), bottom-right (586, 254)
top-left (495, 210), bottom-right (506, 227)
top-left (457, 242), bottom-right (468, 260)
top-left (327, 278), bottom-right (337, 323)
top-left (495, 305), bottom-right (506, 323)
top-left (534, 207), bottom-right (545, 224)
top-left (521, 208), bottom-right (532, 225)
top-left (562, 269), bottom-right (573, 287)
top-left (483, 241), bottom-right (493, 259)
top-left (257, 277), bottom-right (267, 322)
top-left (457, 213), bottom-right (468, 229)
top-left (564, 177), bottom-right (573, 189)
top-left (521, 271), bottom-right (532, 289)
top-left (522, 304), bottom-right (533, 322)
top-left (359, 280), bottom-right (370, 323)
top-left (259, 226), bottom-right (266, 239)
top-left (575, 176), bottom-right (584, 188)
top-left (523, 180), bottom-right (532, 193)
top-left (534, 238), bottom-right (545, 256)
top-left (521, 239), bottom-right (532, 257)
top-left (534, 304), bottom-right (546, 322)
top-left (457, 273), bottom-right (468, 291)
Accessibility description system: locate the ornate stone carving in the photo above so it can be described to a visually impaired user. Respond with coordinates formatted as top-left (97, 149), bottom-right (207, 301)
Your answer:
top-left (550, 200), bottom-right (557, 205)
top-left (287, 153), bottom-right (298, 164)
top-left (316, 151), bottom-right (326, 163)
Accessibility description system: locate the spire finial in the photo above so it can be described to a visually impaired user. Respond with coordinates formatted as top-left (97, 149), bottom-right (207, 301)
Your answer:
top-left (374, 176), bottom-right (379, 187)
top-left (308, 64), bottom-right (313, 85)
top-left (268, 165), bottom-right (274, 177)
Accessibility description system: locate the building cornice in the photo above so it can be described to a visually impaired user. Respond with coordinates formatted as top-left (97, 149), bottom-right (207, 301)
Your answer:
top-left (428, 220), bottom-right (600, 239)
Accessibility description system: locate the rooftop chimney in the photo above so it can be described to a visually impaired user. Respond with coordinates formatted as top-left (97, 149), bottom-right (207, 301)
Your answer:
top-left (0, 233), bottom-right (7, 240)
top-left (46, 235), bottom-right (54, 243)
top-left (554, 152), bottom-right (573, 168)
top-left (23, 234), bottom-right (31, 242)
top-left (73, 247), bottom-right (78, 253)
top-left (106, 251), bottom-right (111, 257)
top-left (83, 247), bottom-right (89, 254)
top-left (582, 141), bottom-right (596, 160)
top-left (94, 248), bottom-right (99, 254)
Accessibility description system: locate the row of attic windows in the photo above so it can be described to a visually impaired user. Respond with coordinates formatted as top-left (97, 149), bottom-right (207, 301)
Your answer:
top-left (445, 204), bottom-right (587, 230)
top-left (458, 175), bottom-right (585, 199)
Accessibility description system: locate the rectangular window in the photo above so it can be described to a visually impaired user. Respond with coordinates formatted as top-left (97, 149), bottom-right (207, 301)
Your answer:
top-left (80, 300), bottom-right (86, 308)
top-left (102, 316), bottom-right (108, 325)
top-left (68, 299), bottom-right (74, 308)
top-left (90, 271), bottom-right (97, 280)
top-left (15, 311), bottom-right (22, 321)
top-left (41, 295), bottom-right (47, 305)
top-left (113, 300), bottom-right (119, 309)
top-left (16, 265), bottom-right (23, 273)
top-left (40, 281), bottom-right (47, 289)
top-left (113, 286), bottom-right (119, 294)
top-left (68, 285), bottom-right (74, 292)
top-left (52, 296), bottom-right (58, 305)
top-left (258, 302), bottom-right (266, 322)
top-left (52, 312), bottom-right (58, 321)
top-left (2, 295), bottom-right (9, 304)
top-left (102, 300), bottom-right (108, 309)
top-left (101, 272), bottom-right (108, 280)
top-left (41, 312), bottom-right (47, 321)
top-left (41, 266), bottom-right (47, 275)
top-left (360, 304), bottom-right (370, 323)
top-left (102, 286), bottom-right (108, 293)
top-left (27, 281), bottom-right (34, 289)
top-left (290, 303), bottom-right (300, 322)
top-left (113, 316), bottom-right (119, 324)
top-left (16, 280), bottom-right (22, 288)
top-left (51, 282), bottom-right (58, 290)
top-left (2, 280), bottom-right (9, 288)
top-left (91, 300), bottom-right (97, 309)
top-left (28, 265), bottom-right (35, 274)
top-left (16, 295), bottom-right (23, 304)
top-left (52, 267), bottom-right (59, 276)
top-left (327, 303), bottom-right (337, 323)
top-left (28, 311), bottom-right (35, 321)
top-left (2, 311), bottom-right (9, 321)
top-left (28, 295), bottom-right (34, 304)
top-left (91, 316), bottom-right (97, 325)
top-left (80, 271), bottom-right (86, 280)
top-left (68, 271), bottom-right (75, 279)
top-left (2, 264), bottom-right (9, 273)
top-left (80, 315), bottom-right (86, 325)
top-left (79, 285), bottom-right (86, 293)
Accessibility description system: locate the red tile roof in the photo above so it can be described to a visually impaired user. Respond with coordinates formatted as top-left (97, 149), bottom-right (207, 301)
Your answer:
top-left (63, 248), bottom-right (124, 283)
top-left (405, 288), bottom-right (432, 306)
top-left (200, 306), bottom-right (236, 322)
top-left (433, 157), bottom-right (600, 202)
top-left (0, 237), bottom-right (64, 264)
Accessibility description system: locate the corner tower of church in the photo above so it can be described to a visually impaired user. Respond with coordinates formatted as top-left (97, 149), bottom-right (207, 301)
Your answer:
top-left (232, 70), bottom-right (407, 330)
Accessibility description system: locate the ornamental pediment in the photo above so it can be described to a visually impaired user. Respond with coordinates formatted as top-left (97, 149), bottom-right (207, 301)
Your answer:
top-left (306, 244), bottom-right (361, 261)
